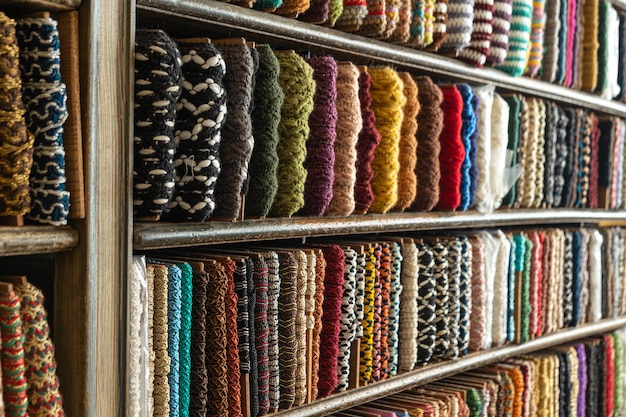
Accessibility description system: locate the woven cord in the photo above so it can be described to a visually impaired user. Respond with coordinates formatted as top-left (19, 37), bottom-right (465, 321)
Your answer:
top-left (278, 252), bottom-right (297, 409)
top-left (359, 247), bottom-right (376, 383)
top-left (416, 242), bottom-right (436, 366)
top-left (190, 270), bottom-right (208, 417)
top-left (378, 243), bottom-right (392, 379)
top-left (458, 236), bottom-right (473, 355)
top-left (176, 263), bottom-right (192, 417)
top-left (311, 251), bottom-right (326, 401)
top-left (293, 251), bottom-right (308, 406)
top-left (252, 255), bottom-right (270, 415)
top-left (263, 251), bottom-right (281, 409)
top-left (444, 238), bottom-right (461, 359)
top-left (166, 265), bottom-right (182, 417)
top-left (398, 240), bottom-right (418, 372)
top-left (222, 260), bottom-right (242, 417)
top-left (0, 288), bottom-right (27, 417)
top-left (388, 242), bottom-right (403, 376)
top-left (151, 265), bottom-right (170, 417)
top-left (336, 248), bottom-right (358, 391)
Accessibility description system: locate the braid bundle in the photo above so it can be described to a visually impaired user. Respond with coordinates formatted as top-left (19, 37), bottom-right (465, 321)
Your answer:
top-left (252, 256), bottom-right (270, 415)
top-left (326, 62), bottom-right (360, 216)
top-left (427, 0), bottom-right (448, 50)
top-left (435, 85), bottom-right (464, 211)
top-left (377, 0), bottom-right (402, 40)
top-left (431, 242), bottom-right (450, 359)
top-left (246, 46), bottom-right (283, 219)
top-left (275, 0), bottom-right (311, 17)
top-left (300, 56), bottom-right (338, 216)
top-left (353, 69), bottom-right (381, 214)
top-left (17, 17), bottom-right (70, 225)
top-left (406, 0), bottom-right (426, 48)
top-left (378, 243), bottom-right (392, 379)
top-left (234, 261), bottom-right (250, 377)
top-left (388, 243), bottom-right (402, 376)
top-left (337, 248), bottom-right (358, 391)
top-left (468, 91), bottom-right (480, 208)
top-left (415, 242), bottom-right (436, 366)
top-left (357, 0), bottom-right (388, 36)
top-left (263, 252), bottom-right (281, 409)
top-left (164, 41), bottom-right (225, 222)
top-left (412, 76), bottom-right (443, 211)
top-left (371, 246), bottom-right (383, 381)
top-left (293, 251), bottom-right (307, 407)
top-left (443, 239), bottom-right (461, 360)
top-left (245, 258), bottom-right (259, 417)
top-left (299, 0), bottom-right (331, 23)
top-left (485, 0), bottom-right (512, 66)
top-left (458, 236), bottom-right (472, 355)
top-left (524, 0), bottom-right (546, 77)
top-left (0, 289), bottom-right (28, 417)
top-left (328, 0), bottom-right (346, 26)
top-left (541, 0), bottom-right (560, 83)
top-left (132, 30), bottom-right (181, 218)
top-left (458, 0), bottom-right (494, 67)
top-left (359, 247), bottom-right (376, 383)
top-left (212, 43), bottom-right (254, 221)
top-left (166, 265), bottom-right (182, 417)
top-left (204, 262), bottom-right (229, 416)
top-left (177, 264), bottom-right (192, 417)
top-left (368, 67), bottom-right (406, 213)
top-left (311, 251), bottom-right (325, 400)
top-left (222, 261), bottom-right (242, 417)
top-left (151, 265), bottom-right (170, 417)
top-left (398, 240), bottom-right (418, 372)
top-left (269, 52), bottom-right (315, 218)
top-left (542, 102), bottom-right (557, 208)
top-left (190, 269), bottom-right (208, 417)
top-left (469, 236), bottom-right (486, 351)
top-left (318, 245), bottom-right (345, 397)
top-left (389, 0), bottom-right (412, 43)
top-left (392, 73), bottom-right (418, 212)
top-left (0, 13), bottom-right (33, 216)
top-left (423, 0), bottom-right (436, 47)
top-left (277, 252), bottom-right (297, 409)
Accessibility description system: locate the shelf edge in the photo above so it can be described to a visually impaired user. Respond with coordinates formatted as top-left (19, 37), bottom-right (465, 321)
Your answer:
top-left (0, 226), bottom-right (79, 256)
top-left (136, 0), bottom-right (626, 118)
top-left (270, 317), bottom-right (626, 417)
top-left (134, 209), bottom-right (626, 250)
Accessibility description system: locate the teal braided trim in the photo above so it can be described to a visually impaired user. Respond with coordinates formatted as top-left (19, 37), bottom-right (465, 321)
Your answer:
top-left (177, 262), bottom-right (193, 417)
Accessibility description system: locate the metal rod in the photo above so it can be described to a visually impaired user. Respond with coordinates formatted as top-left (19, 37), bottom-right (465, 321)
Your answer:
top-left (137, 0), bottom-right (626, 118)
top-left (134, 209), bottom-right (626, 249)
top-left (0, 226), bottom-right (78, 256)
top-left (269, 317), bottom-right (626, 417)
top-left (1, 0), bottom-right (80, 12)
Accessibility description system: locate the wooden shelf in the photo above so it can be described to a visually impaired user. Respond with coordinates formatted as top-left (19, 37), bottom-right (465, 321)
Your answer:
top-left (1, 0), bottom-right (81, 12)
top-left (270, 316), bottom-right (626, 417)
top-left (0, 226), bottom-right (78, 256)
top-left (134, 209), bottom-right (626, 250)
top-left (136, 0), bottom-right (626, 118)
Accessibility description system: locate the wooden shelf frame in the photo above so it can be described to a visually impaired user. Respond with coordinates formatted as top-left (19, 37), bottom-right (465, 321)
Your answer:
top-left (270, 317), bottom-right (626, 417)
top-left (0, 226), bottom-right (78, 256)
top-left (134, 209), bottom-right (626, 249)
top-left (136, 0), bottom-right (626, 118)
top-left (1, 0), bottom-right (81, 12)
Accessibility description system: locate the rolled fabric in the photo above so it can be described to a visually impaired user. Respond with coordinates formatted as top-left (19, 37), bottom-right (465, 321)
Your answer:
top-left (541, 0), bottom-right (560, 82)
top-left (496, 0), bottom-right (533, 76)
top-left (473, 85), bottom-right (494, 213)
top-left (489, 92), bottom-right (510, 209)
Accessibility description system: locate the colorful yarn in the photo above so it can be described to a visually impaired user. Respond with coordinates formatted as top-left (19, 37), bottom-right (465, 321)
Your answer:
top-left (221, 260), bottom-right (242, 417)
top-left (300, 0), bottom-right (331, 23)
top-left (393, 73), bottom-right (418, 211)
top-left (132, 30), bottom-right (181, 219)
top-left (379, 0), bottom-right (402, 39)
top-left (378, 243), bottom-right (392, 379)
top-left (496, 0), bottom-right (533, 76)
top-left (486, 0), bottom-right (512, 66)
top-left (412, 77), bottom-right (443, 211)
top-left (337, 248), bottom-right (358, 391)
top-left (151, 265), bottom-right (170, 417)
top-left (277, 252), bottom-right (297, 409)
top-left (435, 85), bottom-right (464, 211)
top-left (427, 0), bottom-right (448, 50)
top-left (423, 0), bottom-right (436, 46)
top-left (368, 67), bottom-right (406, 213)
top-left (524, 0), bottom-right (546, 76)
top-left (293, 251), bottom-right (307, 407)
top-left (490, 93), bottom-right (510, 209)
top-left (318, 245), bottom-right (345, 397)
top-left (276, 0), bottom-right (311, 17)
top-left (312, 251), bottom-right (326, 401)
top-left (458, 0), bottom-right (494, 67)
top-left (371, 245), bottom-right (383, 381)
top-left (456, 84), bottom-right (476, 211)
top-left (520, 235), bottom-right (531, 343)
top-left (468, 91), bottom-right (480, 208)
top-left (581, 0), bottom-right (599, 91)
top-left (269, 52), bottom-right (315, 218)
top-left (389, 0), bottom-right (412, 43)
top-left (335, 0), bottom-right (368, 30)
top-left (0, 12), bottom-right (33, 216)
top-left (245, 258), bottom-right (259, 417)
top-left (507, 235), bottom-right (517, 342)
top-left (204, 262), bottom-right (228, 416)
top-left (353, 69), bottom-right (381, 214)
top-left (246, 45), bottom-right (284, 219)
top-left (326, 62), bottom-right (360, 217)
top-left (17, 17), bottom-right (70, 225)
top-left (252, 256), bottom-right (270, 415)
top-left (469, 235), bottom-right (485, 351)
top-left (407, 0), bottom-right (426, 47)
top-left (439, 0), bottom-right (474, 53)
top-left (445, 238), bottom-right (461, 359)
top-left (254, 0), bottom-right (283, 11)
top-left (190, 268), bottom-right (208, 417)
top-left (234, 261), bottom-right (250, 376)
top-left (300, 56), bottom-right (338, 216)
top-left (165, 265), bottom-right (181, 417)
top-left (163, 41), bottom-right (225, 222)
top-left (416, 242), bottom-right (436, 365)
top-left (541, 0), bottom-right (560, 82)
top-left (0, 288), bottom-right (28, 417)
top-left (388, 243), bottom-right (403, 375)
top-left (552, 106), bottom-right (569, 207)
top-left (398, 240), bottom-right (418, 372)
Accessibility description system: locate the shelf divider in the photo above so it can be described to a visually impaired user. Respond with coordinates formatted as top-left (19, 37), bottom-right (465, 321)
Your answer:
top-left (134, 209), bottom-right (626, 250)
top-left (136, 0), bottom-right (626, 118)
top-left (0, 226), bottom-right (78, 256)
top-left (270, 316), bottom-right (626, 417)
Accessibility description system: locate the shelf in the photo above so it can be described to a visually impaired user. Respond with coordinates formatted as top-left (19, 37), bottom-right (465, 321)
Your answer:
top-left (270, 316), bottom-right (626, 417)
top-left (133, 209), bottom-right (626, 249)
top-left (0, 226), bottom-right (78, 256)
top-left (136, 0), bottom-right (626, 118)
top-left (1, 0), bottom-right (81, 12)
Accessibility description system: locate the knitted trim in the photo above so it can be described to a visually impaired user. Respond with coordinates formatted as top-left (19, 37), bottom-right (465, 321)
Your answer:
top-left (469, 235), bottom-right (486, 351)
top-left (416, 242), bottom-right (436, 365)
top-left (542, 101), bottom-right (558, 208)
top-left (444, 238), bottom-right (461, 359)
top-left (378, 243), bottom-right (392, 380)
top-left (277, 252), bottom-right (298, 409)
top-left (485, 0), bottom-right (512, 66)
top-left (489, 93), bottom-right (510, 209)
top-left (326, 61), bottom-right (360, 216)
top-left (439, 0), bottom-right (474, 53)
top-left (252, 255), bottom-right (271, 414)
top-left (275, 0), bottom-right (311, 17)
top-left (388, 242), bottom-right (403, 376)
top-left (359, 247), bottom-right (376, 383)
top-left (389, 0), bottom-right (412, 43)
top-left (269, 52), bottom-right (315, 218)
top-left (540, 0), bottom-right (560, 82)
top-left (411, 76), bottom-right (443, 211)
top-left (163, 41), bottom-right (225, 222)
top-left (371, 245), bottom-right (383, 381)
top-left (456, 84), bottom-right (477, 211)
top-left (132, 30), bottom-right (181, 219)
top-left (299, 0), bottom-right (330, 23)
top-left (582, 0), bottom-right (599, 91)
top-left (357, 0), bottom-right (388, 36)
top-left (150, 264), bottom-right (170, 417)
top-left (398, 240), bottom-right (419, 372)
top-left (246, 258), bottom-right (260, 417)
top-left (165, 265), bottom-right (181, 417)
top-left (368, 67), bottom-right (406, 213)
top-left (458, 0), bottom-right (494, 67)
top-left (458, 236), bottom-right (472, 355)
top-left (492, 230), bottom-right (511, 346)
top-left (406, 0), bottom-right (426, 47)
top-left (524, 0), bottom-right (546, 77)
top-left (293, 251), bottom-right (307, 407)
top-left (392, 73), bottom-right (419, 212)
top-left (496, 0), bottom-right (532, 76)
top-left (176, 263), bottom-right (192, 417)
top-left (311, 251), bottom-right (326, 401)
top-left (189, 269), bottom-right (208, 417)
top-left (222, 260), bottom-right (243, 417)
top-left (335, 0), bottom-right (368, 30)
top-left (336, 248), bottom-right (358, 391)
top-left (473, 85), bottom-right (494, 213)
top-left (300, 56), bottom-right (338, 216)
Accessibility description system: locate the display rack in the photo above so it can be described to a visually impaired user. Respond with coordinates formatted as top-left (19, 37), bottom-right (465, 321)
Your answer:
top-left (124, 1), bottom-right (626, 416)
